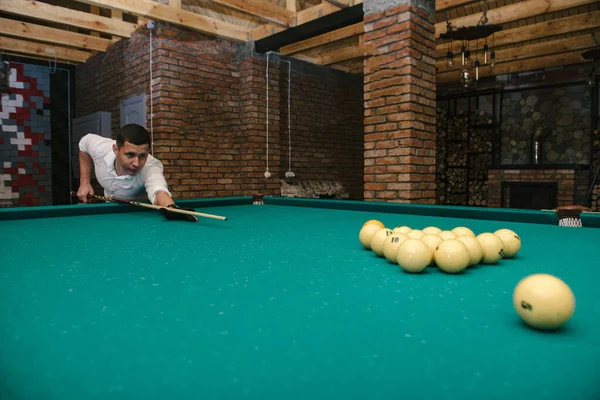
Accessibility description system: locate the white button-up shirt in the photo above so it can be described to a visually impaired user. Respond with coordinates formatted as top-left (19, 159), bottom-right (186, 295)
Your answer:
top-left (79, 133), bottom-right (171, 205)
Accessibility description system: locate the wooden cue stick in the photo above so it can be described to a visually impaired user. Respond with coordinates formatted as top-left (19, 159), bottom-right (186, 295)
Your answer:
top-left (69, 192), bottom-right (227, 221)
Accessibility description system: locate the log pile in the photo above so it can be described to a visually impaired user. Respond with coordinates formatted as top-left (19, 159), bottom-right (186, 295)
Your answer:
top-left (591, 184), bottom-right (600, 212)
top-left (592, 129), bottom-right (600, 212)
top-left (436, 109), bottom-right (495, 207)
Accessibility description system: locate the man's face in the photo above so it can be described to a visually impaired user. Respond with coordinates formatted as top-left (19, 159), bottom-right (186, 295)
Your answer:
top-left (113, 141), bottom-right (149, 175)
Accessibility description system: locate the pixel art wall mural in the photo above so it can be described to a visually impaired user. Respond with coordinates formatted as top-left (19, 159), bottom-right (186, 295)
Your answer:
top-left (0, 62), bottom-right (52, 206)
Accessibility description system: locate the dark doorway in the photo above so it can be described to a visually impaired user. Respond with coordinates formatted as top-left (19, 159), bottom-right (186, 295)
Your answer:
top-left (501, 182), bottom-right (558, 210)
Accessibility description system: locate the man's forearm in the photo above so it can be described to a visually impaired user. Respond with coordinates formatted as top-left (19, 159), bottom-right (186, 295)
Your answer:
top-left (79, 151), bottom-right (94, 185)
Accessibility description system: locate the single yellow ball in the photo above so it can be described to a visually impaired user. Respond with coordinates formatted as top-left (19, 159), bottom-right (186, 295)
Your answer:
top-left (363, 219), bottom-right (385, 228)
top-left (494, 229), bottom-right (521, 258)
top-left (513, 274), bottom-right (575, 330)
top-left (407, 229), bottom-right (425, 239)
top-left (452, 226), bottom-right (475, 237)
top-left (396, 239), bottom-right (431, 273)
top-left (439, 230), bottom-right (458, 241)
top-left (420, 234), bottom-right (443, 265)
top-left (382, 233), bottom-right (409, 263)
top-left (456, 236), bottom-right (483, 266)
top-left (476, 232), bottom-right (505, 264)
top-left (359, 224), bottom-right (382, 249)
top-left (370, 228), bottom-right (394, 256)
top-left (422, 226), bottom-right (442, 235)
top-left (434, 239), bottom-right (470, 274)
top-left (392, 225), bottom-right (412, 234)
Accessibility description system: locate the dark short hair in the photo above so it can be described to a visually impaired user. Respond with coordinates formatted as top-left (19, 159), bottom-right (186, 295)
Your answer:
top-left (115, 124), bottom-right (150, 148)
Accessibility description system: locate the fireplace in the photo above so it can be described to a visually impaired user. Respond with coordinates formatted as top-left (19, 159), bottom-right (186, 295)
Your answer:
top-left (487, 164), bottom-right (590, 209)
top-left (501, 182), bottom-right (558, 210)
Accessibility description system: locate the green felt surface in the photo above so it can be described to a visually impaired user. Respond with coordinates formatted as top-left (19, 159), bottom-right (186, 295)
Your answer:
top-left (1, 199), bottom-right (600, 400)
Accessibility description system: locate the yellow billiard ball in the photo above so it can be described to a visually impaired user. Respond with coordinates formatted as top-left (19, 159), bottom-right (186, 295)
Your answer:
top-left (420, 234), bottom-right (443, 265)
top-left (407, 229), bottom-right (425, 239)
top-left (382, 233), bottom-right (409, 263)
top-left (452, 226), bottom-right (475, 237)
top-left (363, 219), bottom-right (385, 228)
top-left (434, 239), bottom-right (470, 274)
top-left (494, 229), bottom-right (521, 258)
top-left (456, 236), bottom-right (483, 266)
top-left (396, 239), bottom-right (431, 273)
top-left (392, 225), bottom-right (412, 234)
top-left (513, 274), bottom-right (575, 330)
top-left (359, 224), bottom-right (382, 249)
top-left (476, 232), bottom-right (505, 264)
top-left (438, 230), bottom-right (458, 241)
top-left (370, 228), bottom-right (394, 256)
top-left (422, 226), bottom-right (442, 235)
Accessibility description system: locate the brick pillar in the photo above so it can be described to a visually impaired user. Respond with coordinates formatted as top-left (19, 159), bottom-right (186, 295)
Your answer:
top-left (363, 0), bottom-right (437, 203)
top-left (238, 50), bottom-right (281, 195)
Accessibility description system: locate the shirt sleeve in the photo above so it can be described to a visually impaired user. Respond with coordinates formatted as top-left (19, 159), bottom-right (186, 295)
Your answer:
top-left (79, 134), bottom-right (112, 159)
top-left (140, 158), bottom-right (171, 205)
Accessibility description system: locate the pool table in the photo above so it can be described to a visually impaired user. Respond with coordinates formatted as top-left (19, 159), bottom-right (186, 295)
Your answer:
top-left (1, 196), bottom-right (600, 400)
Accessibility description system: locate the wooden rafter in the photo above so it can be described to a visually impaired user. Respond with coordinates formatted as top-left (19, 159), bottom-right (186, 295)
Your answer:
top-left (436, 11), bottom-right (600, 59)
top-left (210, 0), bottom-right (294, 27)
top-left (0, 0), bottom-right (139, 38)
top-left (280, 22), bottom-right (363, 55)
top-left (286, 0), bottom-right (296, 12)
top-left (0, 17), bottom-right (114, 53)
top-left (0, 35), bottom-right (93, 63)
top-left (251, 23), bottom-right (285, 41)
top-left (296, 2), bottom-right (340, 25)
top-left (73, 0), bottom-right (250, 42)
top-left (435, 0), bottom-right (597, 37)
top-left (318, 43), bottom-right (363, 65)
top-left (436, 0), bottom-right (477, 11)
top-left (324, 0), bottom-right (350, 8)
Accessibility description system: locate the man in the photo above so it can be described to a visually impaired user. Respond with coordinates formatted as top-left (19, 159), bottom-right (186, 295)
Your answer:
top-left (76, 123), bottom-right (196, 222)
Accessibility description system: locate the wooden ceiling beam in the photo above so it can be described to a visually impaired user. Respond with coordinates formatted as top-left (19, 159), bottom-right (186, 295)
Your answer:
top-left (0, 35), bottom-right (93, 63)
top-left (209, 0), bottom-right (294, 27)
top-left (296, 2), bottom-right (341, 25)
top-left (0, 17), bottom-right (113, 52)
top-left (0, 0), bottom-right (139, 38)
top-left (436, 0), bottom-right (478, 11)
top-left (436, 11), bottom-right (600, 59)
top-left (251, 23), bottom-right (286, 41)
top-left (437, 34), bottom-right (597, 73)
top-left (435, 0), bottom-right (597, 37)
top-left (73, 0), bottom-right (250, 42)
top-left (324, 0), bottom-right (350, 8)
top-left (280, 22), bottom-right (363, 55)
top-left (318, 43), bottom-right (363, 65)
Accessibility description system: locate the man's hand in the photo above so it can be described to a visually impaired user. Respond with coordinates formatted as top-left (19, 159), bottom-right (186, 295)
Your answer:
top-left (77, 184), bottom-right (95, 203)
top-left (159, 204), bottom-right (198, 222)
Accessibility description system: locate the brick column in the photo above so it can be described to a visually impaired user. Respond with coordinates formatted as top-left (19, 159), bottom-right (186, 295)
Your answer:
top-left (363, 0), bottom-right (437, 203)
top-left (238, 50), bottom-right (281, 195)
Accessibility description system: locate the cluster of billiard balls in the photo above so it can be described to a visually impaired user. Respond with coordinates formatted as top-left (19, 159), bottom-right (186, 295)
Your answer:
top-left (358, 220), bottom-right (576, 331)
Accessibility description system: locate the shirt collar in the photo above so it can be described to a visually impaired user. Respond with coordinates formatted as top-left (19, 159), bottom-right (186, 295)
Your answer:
top-left (104, 151), bottom-right (133, 180)
top-left (104, 151), bottom-right (116, 172)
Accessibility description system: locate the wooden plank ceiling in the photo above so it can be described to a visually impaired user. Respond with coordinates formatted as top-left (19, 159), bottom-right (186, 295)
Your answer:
top-left (0, 0), bottom-right (599, 81)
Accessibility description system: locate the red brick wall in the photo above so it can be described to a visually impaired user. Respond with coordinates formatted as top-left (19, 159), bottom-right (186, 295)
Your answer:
top-left (363, 3), bottom-right (437, 203)
top-left (75, 24), bottom-right (364, 200)
top-left (280, 66), bottom-right (364, 199)
top-left (76, 32), bottom-right (150, 130)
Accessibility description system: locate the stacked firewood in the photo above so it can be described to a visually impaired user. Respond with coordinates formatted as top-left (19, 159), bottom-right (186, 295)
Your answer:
top-left (592, 129), bottom-right (600, 212)
top-left (436, 108), bottom-right (495, 207)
